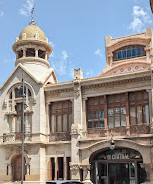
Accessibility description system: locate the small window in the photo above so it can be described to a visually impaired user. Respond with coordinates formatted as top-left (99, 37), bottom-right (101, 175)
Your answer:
top-left (17, 50), bottom-right (23, 59)
top-left (9, 92), bottom-right (12, 99)
top-left (26, 48), bottom-right (35, 57)
top-left (38, 50), bottom-right (45, 59)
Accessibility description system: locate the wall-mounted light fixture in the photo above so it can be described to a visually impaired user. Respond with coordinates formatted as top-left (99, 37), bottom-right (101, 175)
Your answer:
top-left (110, 131), bottom-right (115, 150)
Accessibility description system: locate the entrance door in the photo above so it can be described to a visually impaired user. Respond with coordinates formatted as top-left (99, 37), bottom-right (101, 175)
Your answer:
top-left (13, 155), bottom-right (26, 181)
top-left (95, 162), bottom-right (137, 184)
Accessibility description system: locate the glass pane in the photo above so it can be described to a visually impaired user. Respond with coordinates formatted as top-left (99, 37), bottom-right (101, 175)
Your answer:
top-left (115, 108), bottom-right (120, 127)
top-left (143, 91), bottom-right (148, 99)
top-left (63, 114), bottom-right (67, 132)
top-left (94, 121), bottom-right (99, 128)
top-left (88, 121), bottom-right (92, 128)
top-left (68, 101), bottom-right (72, 108)
top-left (130, 106), bottom-right (136, 125)
top-left (137, 106), bottom-right (142, 124)
top-left (117, 51), bottom-right (122, 59)
top-left (57, 102), bottom-right (62, 109)
top-left (99, 97), bottom-right (104, 104)
top-left (121, 107), bottom-right (126, 126)
top-left (63, 101), bottom-right (68, 108)
top-left (51, 115), bottom-right (55, 133)
top-left (127, 50), bottom-right (131, 57)
top-left (132, 48), bottom-right (136, 57)
top-left (143, 105), bottom-right (149, 125)
top-left (88, 111), bottom-right (92, 120)
top-left (93, 111), bottom-right (99, 119)
top-left (114, 95), bottom-right (119, 102)
top-left (100, 121), bottom-right (105, 128)
top-left (108, 96), bottom-right (113, 104)
top-left (68, 114), bottom-right (72, 131)
top-left (121, 94), bottom-right (126, 102)
top-left (57, 115), bottom-right (62, 132)
top-left (122, 50), bottom-right (126, 58)
top-left (136, 92), bottom-right (142, 100)
top-left (99, 110), bottom-right (104, 119)
top-left (108, 108), bottom-right (113, 128)
top-left (88, 98), bottom-right (92, 105)
top-left (94, 98), bottom-right (98, 105)
top-left (17, 116), bottom-right (21, 132)
top-left (129, 93), bottom-right (135, 101)
top-left (137, 48), bottom-right (141, 56)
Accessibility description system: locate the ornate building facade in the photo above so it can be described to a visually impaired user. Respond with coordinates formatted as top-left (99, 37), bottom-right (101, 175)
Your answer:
top-left (0, 22), bottom-right (153, 184)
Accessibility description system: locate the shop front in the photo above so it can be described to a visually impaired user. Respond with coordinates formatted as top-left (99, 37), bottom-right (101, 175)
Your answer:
top-left (90, 148), bottom-right (147, 184)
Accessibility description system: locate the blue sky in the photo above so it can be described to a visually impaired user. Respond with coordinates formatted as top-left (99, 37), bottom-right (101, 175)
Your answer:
top-left (0, 0), bottom-right (153, 86)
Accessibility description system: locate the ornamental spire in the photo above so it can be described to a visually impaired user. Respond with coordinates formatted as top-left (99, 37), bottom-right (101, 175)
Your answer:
top-left (29, 3), bottom-right (37, 25)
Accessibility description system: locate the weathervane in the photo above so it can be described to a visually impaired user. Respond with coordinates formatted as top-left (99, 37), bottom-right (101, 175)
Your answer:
top-left (29, 3), bottom-right (37, 25)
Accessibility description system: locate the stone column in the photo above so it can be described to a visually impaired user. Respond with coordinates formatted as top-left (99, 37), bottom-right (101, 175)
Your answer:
top-left (70, 164), bottom-right (80, 181)
top-left (82, 98), bottom-right (88, 137)
top-left (64, 157), bottom-right (67, 180)
top-left (55, 157), bottom-right (58, 180)
top-left (45, 52), bottom-right (48, 60)
top-left (23, 48), bottom-right (26, 57)
top-left (35, 48), bottom-right (38, 57)
top-left (82, 165), bottom-right (92, 184)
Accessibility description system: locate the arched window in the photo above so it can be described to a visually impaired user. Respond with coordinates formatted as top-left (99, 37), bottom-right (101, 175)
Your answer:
top-left (38, 49), bottom-right (45, 59)
top-left (26, 48), bottom-right (35, 57)
top-left (17, 50), bottom-right (23, 59)
top-left (113, 45), bottom-right (146, 61)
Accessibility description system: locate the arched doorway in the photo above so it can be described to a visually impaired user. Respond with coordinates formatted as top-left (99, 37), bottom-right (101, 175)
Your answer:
top-left (12, 154), bottom-right (26, 181)
top-left (90, 148), bottom-right (147, 184)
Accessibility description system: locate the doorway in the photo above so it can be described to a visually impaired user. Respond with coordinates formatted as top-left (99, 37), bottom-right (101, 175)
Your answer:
top-left (12, 154), bottom-right (26, 181)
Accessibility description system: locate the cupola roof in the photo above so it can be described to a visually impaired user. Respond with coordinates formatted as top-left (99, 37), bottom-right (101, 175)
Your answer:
top-left (19, 24), bottom-right (46, 42)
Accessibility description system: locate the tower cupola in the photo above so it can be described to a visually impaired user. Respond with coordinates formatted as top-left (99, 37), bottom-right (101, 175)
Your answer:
top-left (12, 24), bottom-right (52, 69)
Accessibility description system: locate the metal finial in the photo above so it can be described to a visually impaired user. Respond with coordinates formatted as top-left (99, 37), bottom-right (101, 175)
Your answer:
top-left (29, 3), bottom-right (37, 25)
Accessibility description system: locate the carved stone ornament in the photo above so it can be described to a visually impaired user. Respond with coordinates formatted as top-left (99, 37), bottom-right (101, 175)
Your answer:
top-left (73, 80), bottom-right (81, 98)
top-left (71, 124), bottom-right (80, 135)
top-left (70, 163), bottom-right (80, 171)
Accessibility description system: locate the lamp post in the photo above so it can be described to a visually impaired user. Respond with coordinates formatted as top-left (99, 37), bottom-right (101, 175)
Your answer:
top-left (110, 131), bottom-right (115, 150)
top-left (21, 77), bottom-right (26, 184)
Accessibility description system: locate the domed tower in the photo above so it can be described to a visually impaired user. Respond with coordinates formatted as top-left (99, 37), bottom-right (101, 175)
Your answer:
top-left (12, 22), bottom-right (53, 80)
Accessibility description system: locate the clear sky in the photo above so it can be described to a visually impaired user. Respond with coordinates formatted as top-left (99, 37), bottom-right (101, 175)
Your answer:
top-left (0, 0), bottom-right (153, 86)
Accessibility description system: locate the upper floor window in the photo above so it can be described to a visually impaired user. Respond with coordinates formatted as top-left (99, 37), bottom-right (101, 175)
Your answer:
top-left (14, 87), bottom-right (32, 98)
top-left (38, 50), bottom-right (45, 59)
top-left (87, 96), bottom-right (104, 129)
top-left (129, 91), bottom-right (149, 125)
top-left (108, 94), bottom-right (126, 128)
top-left (49, 101), bottom-right (72, 133)
top-left (113, 45), bottom-right (146, 62)
top-left (17, 50), bottom-right (23, 59)
top-left (26, 48), bottom-right (35, 57)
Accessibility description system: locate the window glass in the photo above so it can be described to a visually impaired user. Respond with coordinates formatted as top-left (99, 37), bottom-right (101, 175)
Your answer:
top-left (113, 45), bottom-right (146, 61)
top-left (108, 108), bottom-right (114, 128)
top-left (68, 114), bottom-right (72, 131)
top-left (137, 48), bottom-right (141, 56)
top-left (132, 48), bottom-right (136, 57)
top-left (127, 50), bottom-right (131, 57)
top-left (143, 105), bottom-right (149, 125)
top-left (122, 50), bottom-right (126, 58)
top-left (51, 115), bottom-right (55, 133)
top-left (63, 114), bottom-right (67, 132)
top-left (121, 107), bottom-right (126, 126)
top-left (130, 106), bottom-right (136, 125)
top-left (57, 115), bottom-right (62, 132)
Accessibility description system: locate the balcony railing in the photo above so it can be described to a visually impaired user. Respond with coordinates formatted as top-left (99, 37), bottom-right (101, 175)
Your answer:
top-left (50, 132), bottom-right (71, 141)
top-left (88, 124), bottom-right (150, 138)
top-left (3, 132), bottom-right (32, 142)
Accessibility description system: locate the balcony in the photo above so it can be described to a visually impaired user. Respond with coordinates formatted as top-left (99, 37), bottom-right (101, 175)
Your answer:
top-left (50, 132), bottom-right (71, 141)
top-left (88, 124), bottom-right (150, 138)
top-left (3, 132), bottom-right (32, 143)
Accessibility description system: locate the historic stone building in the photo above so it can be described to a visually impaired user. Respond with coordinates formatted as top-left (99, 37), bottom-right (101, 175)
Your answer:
top-left (0, 21), bottom-right (153, 184)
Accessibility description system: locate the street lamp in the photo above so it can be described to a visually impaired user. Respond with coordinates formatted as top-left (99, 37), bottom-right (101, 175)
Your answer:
top-left (110, 131), bottom-right (115, 150)
top-left (18, 76), bottom-right (27, 184)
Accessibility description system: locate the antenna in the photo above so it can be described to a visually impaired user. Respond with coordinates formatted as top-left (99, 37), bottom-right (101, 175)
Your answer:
top-left (29, 2), bottom-right (37, 25)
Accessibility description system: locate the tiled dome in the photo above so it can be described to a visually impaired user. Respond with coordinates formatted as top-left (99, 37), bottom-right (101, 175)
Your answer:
top-left (19, 25), bottom-right (46, 41)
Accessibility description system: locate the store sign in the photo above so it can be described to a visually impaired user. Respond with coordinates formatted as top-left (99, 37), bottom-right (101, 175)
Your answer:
top-left (98, 148), bottom-right (142, 160)
top-left (106, 152), bottom-right (129, 160)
